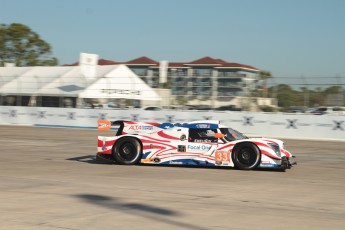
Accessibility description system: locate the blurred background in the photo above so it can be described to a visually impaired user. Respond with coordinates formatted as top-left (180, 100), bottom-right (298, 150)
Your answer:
top-left (1, 0), bottom-right (345, 115)
top-left (1, 55), bottom-right (344, 115)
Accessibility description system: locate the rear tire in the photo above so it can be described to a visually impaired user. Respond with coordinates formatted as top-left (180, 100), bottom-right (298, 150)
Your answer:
top-left (232, 142), bottom-right (261, 170)
top-left (113, 137), bottom-right (142, 165)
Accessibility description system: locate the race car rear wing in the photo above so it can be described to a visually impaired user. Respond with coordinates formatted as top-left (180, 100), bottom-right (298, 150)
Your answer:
top-left (97, 119), bottom-right (222, 136)
top-left (97, 120), bottom-right (162, 136)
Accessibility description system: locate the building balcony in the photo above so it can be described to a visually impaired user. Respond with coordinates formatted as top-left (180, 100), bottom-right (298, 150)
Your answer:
top-left (216, 96), bottom-right (234, 101)
top-left (197, 95), bottom-right (211, 100)
top-left (217, 83), bottom-right (244, 88)
top-left (169, 72), bottom-right (188, 77)
top-left (172, 82), bottom-right (187, 87)
top-left (217, 73), bottom-right (246, 78)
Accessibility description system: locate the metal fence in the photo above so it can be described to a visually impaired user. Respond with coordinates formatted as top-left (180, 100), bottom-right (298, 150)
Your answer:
top-left (1, 74), bottom-right (345, 111)
top-left (266, 76), bottom-right (345, 109)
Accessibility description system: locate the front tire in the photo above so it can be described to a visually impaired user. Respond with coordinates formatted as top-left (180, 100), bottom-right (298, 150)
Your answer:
top-left (113, 137), bottom-right (142, 165)
top-left (232, 142), bottom-right (261, 170)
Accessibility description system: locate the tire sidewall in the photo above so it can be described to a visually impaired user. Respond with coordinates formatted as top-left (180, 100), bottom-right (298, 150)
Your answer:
top-left (113, 137), bottom-right (142, 165)
top-left (232, 142), bottom-right (261, 170)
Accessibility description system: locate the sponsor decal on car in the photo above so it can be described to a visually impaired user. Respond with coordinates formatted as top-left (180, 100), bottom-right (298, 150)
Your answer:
top-left (187, 145), bottom-right (211, 151)
top-left (128, 125), bottom-right (154, 131)
top-left (98, 120), bottom-right (111, 131)
top-left (259, 163), bottom-right (277, 168)
top-left (141, 159), bottom-right (150, 163)
top-left (196, 124), bottom-right (210, 128)
top-left (170, 161), bottom-right (184, 165)
top-left (192, 139), bottom-right (214, 143)
top-left (142, 158), bottom-right (161, 163)
top-left (178, 145), bottom-right (186, 152)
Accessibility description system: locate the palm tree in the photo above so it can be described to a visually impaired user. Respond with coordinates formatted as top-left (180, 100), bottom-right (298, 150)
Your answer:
top-left (259, 70), bottom-right (272, 98)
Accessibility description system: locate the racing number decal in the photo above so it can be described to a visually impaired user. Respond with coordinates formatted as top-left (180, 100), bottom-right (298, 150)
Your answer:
top-left (215, 151), bottom-right (230, 162)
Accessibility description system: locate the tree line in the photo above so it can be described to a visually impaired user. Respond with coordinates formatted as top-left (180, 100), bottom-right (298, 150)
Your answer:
top-left (267, 84), bottom-right (344, 111)
top-left (0, 23), bottom-right (58, 66)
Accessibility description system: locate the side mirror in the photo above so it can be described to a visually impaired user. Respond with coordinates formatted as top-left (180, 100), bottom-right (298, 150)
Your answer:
top-left (214, 133), bottom-right (225, 139)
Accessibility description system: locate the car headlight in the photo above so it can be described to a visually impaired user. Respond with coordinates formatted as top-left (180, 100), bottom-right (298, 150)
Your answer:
top-left (268, 143), bottom-right (281, 157)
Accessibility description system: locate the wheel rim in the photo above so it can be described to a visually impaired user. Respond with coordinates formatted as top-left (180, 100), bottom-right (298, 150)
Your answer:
top-left (119, 142), bottom-right (137, 161)
top-left (236, 147), bottom-right (259, 168)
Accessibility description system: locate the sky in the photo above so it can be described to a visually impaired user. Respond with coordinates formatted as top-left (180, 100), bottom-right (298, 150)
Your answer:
top-left (1, 0), bottom-right (345, 86)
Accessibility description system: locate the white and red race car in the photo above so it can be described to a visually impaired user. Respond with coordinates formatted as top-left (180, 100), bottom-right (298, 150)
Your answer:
top-left (97, 120), bottom-right (296, 170)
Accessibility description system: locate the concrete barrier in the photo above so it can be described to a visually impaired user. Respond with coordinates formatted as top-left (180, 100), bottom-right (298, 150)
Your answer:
top-left (1, 106), bottom-right (344, 141)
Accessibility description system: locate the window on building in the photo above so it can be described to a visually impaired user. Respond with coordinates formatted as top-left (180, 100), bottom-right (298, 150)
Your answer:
top-left (130, 67), bottom-right (148, 76)
top-left (192, 68), bottom-right (212, 77)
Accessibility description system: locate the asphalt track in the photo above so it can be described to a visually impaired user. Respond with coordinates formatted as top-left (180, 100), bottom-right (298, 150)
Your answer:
top-left (0, 125), bottom-right (344, 230)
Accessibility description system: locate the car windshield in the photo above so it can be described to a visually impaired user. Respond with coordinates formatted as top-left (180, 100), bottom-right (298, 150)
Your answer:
top-left (220, 128), bottom-right (248, 141)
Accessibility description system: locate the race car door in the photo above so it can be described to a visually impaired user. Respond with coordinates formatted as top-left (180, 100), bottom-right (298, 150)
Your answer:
top-left (170, 128), bottom-right (218, 165)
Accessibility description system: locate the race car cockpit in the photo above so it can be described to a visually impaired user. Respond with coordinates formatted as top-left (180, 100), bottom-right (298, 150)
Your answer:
top-left (188, 128), bottom-right (218, 143)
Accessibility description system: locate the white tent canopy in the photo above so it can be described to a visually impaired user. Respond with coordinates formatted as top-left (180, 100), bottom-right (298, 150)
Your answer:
top-left (0, 67), bottom-right (32, 88)
top-left (0, 66), bottom-right (74, 95)
top-left (0, 65), bottom-right (161, 101)
top-left (36, 65), bottom-right (115, 97)
top-left (79, 65), bottom-right (161, 101)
